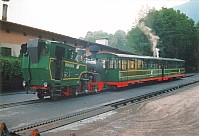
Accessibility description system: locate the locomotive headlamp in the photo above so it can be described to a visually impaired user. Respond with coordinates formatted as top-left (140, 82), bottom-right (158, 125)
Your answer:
top-left (44, 82), bottom-right (48, 87)
top-left (22, 81), bottom-right (26, 87)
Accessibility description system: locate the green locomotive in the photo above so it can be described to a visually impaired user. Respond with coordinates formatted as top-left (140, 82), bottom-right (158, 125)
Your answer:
top-left (22, 38), bottom-right (103, 100)
top-left (22, 38), bottom-right (185, 99)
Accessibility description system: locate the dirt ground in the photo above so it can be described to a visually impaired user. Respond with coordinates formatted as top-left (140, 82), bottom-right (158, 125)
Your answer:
top-left (44, 83), bottom-right (199, 136)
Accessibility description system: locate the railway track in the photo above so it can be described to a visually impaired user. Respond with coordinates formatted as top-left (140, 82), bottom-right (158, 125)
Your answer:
top-left (0, 99), bottom-right (45, 109)
top-left (11, 79), bottom-right (199, 136)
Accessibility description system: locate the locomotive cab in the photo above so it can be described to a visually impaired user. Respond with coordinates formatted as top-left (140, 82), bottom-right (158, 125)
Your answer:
top-left (22, 39), bottom-right (52, 98)
top-left (26, 38), bottom-right (48, 64)
top-left (22, 38), bottom-right (99, 99)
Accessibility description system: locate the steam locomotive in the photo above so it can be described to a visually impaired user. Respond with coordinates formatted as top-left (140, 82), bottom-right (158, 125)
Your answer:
top-left (21, 38), bottom-right (185, 100)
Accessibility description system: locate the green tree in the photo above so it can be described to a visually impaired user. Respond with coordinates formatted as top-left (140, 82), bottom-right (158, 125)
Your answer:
top-left (195, 21), bottom-right (199, 70)
top-left (83, 30), bottom-right (128, 51)
top-left (126, 27), bottom-right (152, 56)
top-left (111, 30), bottom-right (127, 51)
top-left (84, 30), bottom-right (109, 43)
top-left (146, 8), bottom-right (198, 71)
top-left (127, 8), bottom-right (198, 71)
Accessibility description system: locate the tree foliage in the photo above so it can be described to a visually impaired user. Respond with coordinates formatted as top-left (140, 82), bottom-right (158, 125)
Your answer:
top-left (127, 8), bottom-right (199, 71)
top-left (84, 30), bottom-right (109, 43)
top-left (111, 30), bottom-right (127, 51)
top-left (83, 30), bottom-right (130, 52)
top-left (83, 8), bottom-right (199, 71)
top-left (126, 27), bottom-right (152, 56)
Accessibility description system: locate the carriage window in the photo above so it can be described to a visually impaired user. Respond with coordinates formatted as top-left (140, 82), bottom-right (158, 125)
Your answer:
top-left (119, 60), bottom-right (121, 70)
top-left (109, 59), bottom-right (113, 69)
top-left (122, 60), bottom-right (127, 70)
top-left (169, 62), bottom-right (172, 68)
top-left (99, 59), bottom-right (106, 69)
top-left (134, 59), bottom-right (138, 69)
top-left (179, 62), bottom-right (184, 68)
top-left (154, 63), bottom-right (158, 69)
top-left (153, 61), bottom-right (157, 69)
top-left (138, 59), bottom-right (143, 69)
top-left (143, 60), bottom-right (148, 68)
top-left (113, 59), bottom-right (118, 69)
top-left (148, 61), bottom-right (153, 69)
top-left (158, 62), bottom-right (162, 68)
top-left (129, 59), bottom-right (135, 69)
top-left (176, 62), bottom-right (179, 68)
top-left (165, 61), bottom-right (168, 68)
top-left (172, 62), bottom-right (175, 68)
top-left (108, 59), bottom-right (117, 69)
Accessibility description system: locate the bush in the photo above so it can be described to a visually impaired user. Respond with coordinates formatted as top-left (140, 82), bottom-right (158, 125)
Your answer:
top-left (0, 56), bottom-right (23, 92)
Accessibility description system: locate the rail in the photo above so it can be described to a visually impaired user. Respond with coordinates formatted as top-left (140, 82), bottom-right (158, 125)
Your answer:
top-left (9, 79), bottom-right (199, 136)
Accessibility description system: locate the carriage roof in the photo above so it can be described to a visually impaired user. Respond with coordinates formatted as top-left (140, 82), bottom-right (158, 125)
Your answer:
top-left (96, 52), bottom-right (184, 62)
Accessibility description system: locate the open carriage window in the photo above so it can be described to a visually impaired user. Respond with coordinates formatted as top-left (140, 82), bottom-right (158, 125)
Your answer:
top-left (108, 59), bottom-right (118, 69)
top-left (129, 59), bottom-right (135, 69)
top-left (121, 59), bottom-right (127, 70)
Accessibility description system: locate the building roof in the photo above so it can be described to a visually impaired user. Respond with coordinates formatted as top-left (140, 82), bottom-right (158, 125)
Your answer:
top-left (0, 20), bottom-right (135, 55)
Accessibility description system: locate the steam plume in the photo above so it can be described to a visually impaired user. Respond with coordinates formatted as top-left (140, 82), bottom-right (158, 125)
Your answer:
top-left (138, 22), bottom-right (159, 57)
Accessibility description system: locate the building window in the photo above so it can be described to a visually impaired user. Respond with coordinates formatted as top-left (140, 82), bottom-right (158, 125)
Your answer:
top-left (6, 29), bottom-right (10, 33)
top-left (23, 32), bottom-right (27, 36)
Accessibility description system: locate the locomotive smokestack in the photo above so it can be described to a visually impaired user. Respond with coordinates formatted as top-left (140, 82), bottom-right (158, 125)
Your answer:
top-left (89, 45), bottom-right (100, 59)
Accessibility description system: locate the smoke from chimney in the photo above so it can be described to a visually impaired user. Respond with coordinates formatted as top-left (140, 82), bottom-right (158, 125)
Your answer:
top-left (138, 22), bottom-right (160, 57)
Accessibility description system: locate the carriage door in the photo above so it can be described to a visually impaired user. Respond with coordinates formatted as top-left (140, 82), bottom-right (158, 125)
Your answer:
top-left (55, 46), bottom-right (65, 80)
top-left (161, 60), bottom-right (165, 80)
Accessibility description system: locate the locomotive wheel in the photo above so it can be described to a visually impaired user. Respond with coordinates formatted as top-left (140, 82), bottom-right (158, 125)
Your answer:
top-left (37, 93), bottom-right (44, 99)
top-left (50, 91), bottom-right (60, 101)
top-left (50, 95), bottom-right (59, 101)
top-left (70, 86), bottom-right (79, 97)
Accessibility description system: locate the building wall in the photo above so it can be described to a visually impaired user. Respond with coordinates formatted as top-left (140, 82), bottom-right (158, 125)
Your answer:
top-left (0, 30), bottom-right (104, 57)
top-left (0, 30), bottom-right (34, 44)
top-left (0, 25), bottom-right (124, 57)
top-left (0, 30), bottom-right (34, 56)
top-left (0, 42), bottom-right (21, 56)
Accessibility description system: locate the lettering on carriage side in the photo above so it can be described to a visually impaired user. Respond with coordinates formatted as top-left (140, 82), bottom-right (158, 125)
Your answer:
top-left (65, 62), bottom-right (75, 68)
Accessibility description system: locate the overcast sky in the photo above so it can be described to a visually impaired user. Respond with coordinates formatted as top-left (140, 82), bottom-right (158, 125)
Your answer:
top-left (0, 0), bottom-right (189, 38)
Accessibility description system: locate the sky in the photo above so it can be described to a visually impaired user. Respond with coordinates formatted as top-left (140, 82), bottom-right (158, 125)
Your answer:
top-left (0, 0), bottom-right (189, 38)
